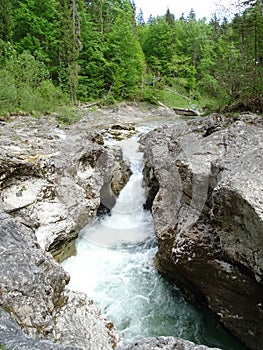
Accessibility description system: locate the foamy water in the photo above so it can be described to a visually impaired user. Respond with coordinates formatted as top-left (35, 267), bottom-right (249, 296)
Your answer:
top-left (62, 134), bottom-right (247, 349)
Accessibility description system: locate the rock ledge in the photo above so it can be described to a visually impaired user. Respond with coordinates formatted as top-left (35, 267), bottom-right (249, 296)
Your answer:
top-left (141, 113), bottom-right (263, 350)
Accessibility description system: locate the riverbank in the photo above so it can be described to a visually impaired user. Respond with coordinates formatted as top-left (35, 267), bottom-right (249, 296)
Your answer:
top-left (0, 104), bottom-right (262, 350)
top-left (141, 112), bottom-right (263, 350)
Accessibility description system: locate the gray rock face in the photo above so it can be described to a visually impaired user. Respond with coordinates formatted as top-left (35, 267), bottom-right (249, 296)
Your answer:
top-left (141, 113), bottom-right (263, 350)
top-left (53, 289), bottom-right (120, 350)
top-left (0, 308), bottom-right (80, 350)
top-left (0, 213), bottom-right (120, 350)
top-left (0, 213), bottom-right (68, 338)
top-left (0, 115), bottom-right (130, 261)
top-left (0, 108), bottom-right (225, 350)
top-left (117, 337), bottom-right (221, 350)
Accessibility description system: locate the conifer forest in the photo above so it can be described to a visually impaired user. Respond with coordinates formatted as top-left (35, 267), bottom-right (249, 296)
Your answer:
top-left (0, 0), bottom-right (262, 116)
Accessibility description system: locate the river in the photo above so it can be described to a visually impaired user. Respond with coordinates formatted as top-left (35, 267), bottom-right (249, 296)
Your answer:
top-left (62, 127), bottom-right (247, 350)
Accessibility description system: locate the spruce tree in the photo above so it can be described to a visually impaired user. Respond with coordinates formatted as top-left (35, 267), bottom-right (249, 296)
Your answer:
top-left (77, 0), bottom-right (106, 99)
top-left (58, 0), bottom-right (81, 103)
top-left (0, 0), bottom-right (12, 42)
top-left (141, 16), bottom-right (175, 77)
top-left (136, 8), bottom-right (145, 26)
top-left (12, 0), bottom-right (59, 76)
top-left (104, 0), bottom-right (145, 99)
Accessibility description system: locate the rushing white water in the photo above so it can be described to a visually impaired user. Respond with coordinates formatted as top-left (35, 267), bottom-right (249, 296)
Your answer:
top-left (62, 134), bottom-right (247, 349)
top-left (79, 138), bottom-right (153, 249)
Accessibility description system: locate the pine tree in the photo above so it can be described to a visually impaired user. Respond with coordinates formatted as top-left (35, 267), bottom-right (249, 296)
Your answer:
top-left (104, 0), bottom-right (145, 99)
top-left (165, 8), bottom-right (175, 26)
top-left (12, 0), bottom-right (59, 75)
top-left (141, 16), bottom-right (175, 77)
top-left (187, 8), bottom-right (196, 21)
top-left (58, 0), bottom-right (81, 103)
top-left (0, 0), bottom-right (12, 42)
top-left (77, 0), bottom-right (106, 99)
top-left (136, 8), bottom-right (145, 26)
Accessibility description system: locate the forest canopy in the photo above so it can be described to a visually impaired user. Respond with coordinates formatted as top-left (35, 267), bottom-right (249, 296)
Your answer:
top-left (0, 0), bottom-right (262, 116)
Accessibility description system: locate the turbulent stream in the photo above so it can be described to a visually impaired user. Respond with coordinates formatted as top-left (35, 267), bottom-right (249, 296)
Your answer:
top-left (62, 128), bottom-right (247, 350)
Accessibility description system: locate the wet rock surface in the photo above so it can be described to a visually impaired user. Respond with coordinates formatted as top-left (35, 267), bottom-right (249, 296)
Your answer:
top-left (0, 308), bottom-right (80, 350)
top-left (0, 104), bottom-right (179, 350)
top-left (3, 105), bottom-right (257, 350)
top-left (141, 113), bottom-right (263, 350)
top-left (0, 213), bottom-right (120, 350)
top-left (117, 337), bottom-right (221, 350)
top-left (0, 114), bottom-right (130, 262)
top-left (0, 111), bottom-right (137, 349)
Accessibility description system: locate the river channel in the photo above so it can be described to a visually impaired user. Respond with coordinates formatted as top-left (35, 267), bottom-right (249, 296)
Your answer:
top-left (62, 126), bottom-right (247, 350)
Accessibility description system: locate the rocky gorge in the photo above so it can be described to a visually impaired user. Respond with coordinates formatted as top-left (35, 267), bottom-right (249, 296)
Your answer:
top-left (141, 112), bottom-right (263, 350)
top-left (0, 109), bottom-right (132, 349)
top-left (0, 104), bottom-right (262, 350)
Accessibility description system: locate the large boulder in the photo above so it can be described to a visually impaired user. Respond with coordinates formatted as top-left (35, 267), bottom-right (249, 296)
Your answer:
top-left (117, 337), bottom-right (221, 350)
top-left (0, 213), bottom-right (120, 349)
top-left (0, 308), bottom-right (79, 350)
top-left (0, 115), bottom-right (130, 261)
top-left (141, 113), bottom-right (263, 350)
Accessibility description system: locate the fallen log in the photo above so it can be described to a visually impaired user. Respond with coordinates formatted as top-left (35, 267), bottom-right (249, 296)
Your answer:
top-left (173, 107), bottom-right (200, 116)
top-left (79, 101), bottom-right (100, 109)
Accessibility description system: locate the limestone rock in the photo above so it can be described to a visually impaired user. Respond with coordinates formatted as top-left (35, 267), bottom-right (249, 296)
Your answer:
top-left (0, 115), bottom-right (130, 261)
top-left (0, 214), bottom-right (120, 350)
top-left (0, 308), bottom-right (80, 350)
top-left (102, 124), bottom-right (137, 141)
top-left (0, 213), bottom-right (68, 338)
top-left (141, 113), bottom-right (263, 350)
top-left (53, 290), bottom-right (120, 350)
top-left (117, 337), bottom-right (221, 350)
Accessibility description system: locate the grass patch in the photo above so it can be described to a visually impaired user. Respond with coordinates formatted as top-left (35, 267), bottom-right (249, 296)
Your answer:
top-left (150, 84), bottom-right (219, 115)
top-left (55, 106), bottom-right (81, 125)
top-left (160, 88), bottom-right (191, 109)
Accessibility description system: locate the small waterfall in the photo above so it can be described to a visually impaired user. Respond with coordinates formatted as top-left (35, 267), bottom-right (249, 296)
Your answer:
top-left (79, 138), bottom-right (153, 249)
top-left (62, 134), bottom-right (247, 349)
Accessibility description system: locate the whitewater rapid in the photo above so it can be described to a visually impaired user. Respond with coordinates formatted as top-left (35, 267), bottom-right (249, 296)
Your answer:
top-left (62, 134), bottom-right (246, 349)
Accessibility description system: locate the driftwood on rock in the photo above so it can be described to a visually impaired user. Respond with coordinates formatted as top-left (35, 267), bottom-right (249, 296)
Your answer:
top-left (172, 107), bottom-right (200, 116)
top-left (79, 101), bottom-right (100, 109)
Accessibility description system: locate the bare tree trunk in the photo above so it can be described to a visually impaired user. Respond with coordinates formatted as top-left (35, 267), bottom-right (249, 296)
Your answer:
top-left (99, 0), bottom-right (104, 34)
top-left (69, 0), bottom-right (81, 104)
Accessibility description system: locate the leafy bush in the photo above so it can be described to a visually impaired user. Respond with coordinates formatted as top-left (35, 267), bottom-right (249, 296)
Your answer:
top-left (0, 50), bottom-right (69, 117)
top-left (0, 69), bottom-right (17, 114)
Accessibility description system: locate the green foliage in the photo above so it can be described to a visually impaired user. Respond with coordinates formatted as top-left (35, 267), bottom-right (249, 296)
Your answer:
top-left (0, 50), bottom-right (68, 117)
top-left (77, 1), bottom-right (107, 100)
top-left (6, 50), bottom-right (48, 87)
top-left (0, 68), bottom-right (17, 113)
top-left (57, 0), bottom-right (81, 103)
top-left (0, 0), bottom-right (261, 116)
top-left (54, 105), bottom-right (80, 125)
top-left (78, 0), bottom-right (145, 101)
top-left (12, 0), bottom-right (59, 70)
top-left (104, 1), bottom-right (145, 99)
top-left (211, 1), bottom-right (263, 112)
top-left (138, 3), bottom-right (262, 112)
top-left (0, 0), bottom-right (12, 41)
top-left (141, 16), bottom-right (175, 77)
